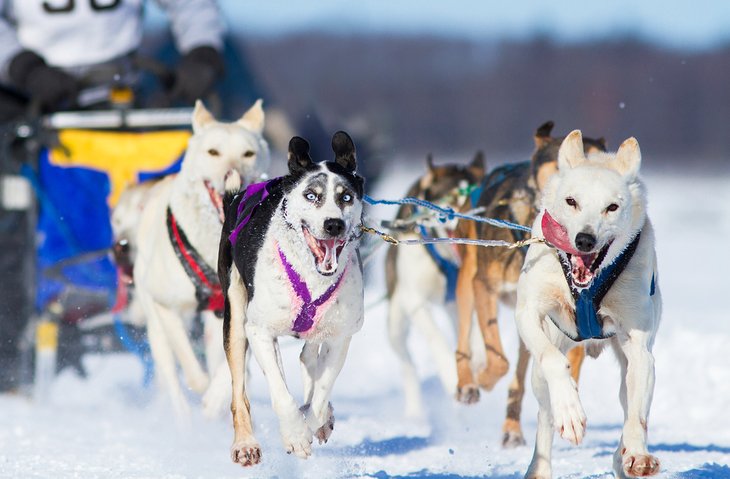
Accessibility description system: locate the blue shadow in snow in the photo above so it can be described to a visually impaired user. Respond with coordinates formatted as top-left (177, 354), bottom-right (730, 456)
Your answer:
top-left (673, 463), bottom-right (730, 478)
top-left (368, 470), bottom-right (519, 479)
top-left (336, 436), bottom-right (431, 457)
top-left (592, 441), bottom-right (730, 458)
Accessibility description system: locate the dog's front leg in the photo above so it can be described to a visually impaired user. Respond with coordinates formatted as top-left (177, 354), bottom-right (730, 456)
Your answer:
top-left (300, 341), bottom-right (319, 405)
top-left (304, 336), bottom-right (352, 445)
top-left (247, 325), bottom-right (313, 458)
top-left (612, 329), bottom-right (660, 478)
top-left (517, 306), bottom-right (586, 447)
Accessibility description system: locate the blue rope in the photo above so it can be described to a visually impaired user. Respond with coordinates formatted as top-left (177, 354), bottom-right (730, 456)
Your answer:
top-left (364, 194), bottom-right (532, 233)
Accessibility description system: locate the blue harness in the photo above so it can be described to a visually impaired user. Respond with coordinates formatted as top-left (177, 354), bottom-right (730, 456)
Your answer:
top-left (555, 231), bottom-right (654, 341)
top-left (418, 225), bottom-right (459, 302)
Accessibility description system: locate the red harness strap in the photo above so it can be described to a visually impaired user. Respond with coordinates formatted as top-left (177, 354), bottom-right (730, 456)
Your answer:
top-left (166, 207), bottom-right (224, 317)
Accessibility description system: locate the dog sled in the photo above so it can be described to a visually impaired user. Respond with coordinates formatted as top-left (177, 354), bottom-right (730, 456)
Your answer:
top-left (0, 100), bottom-right (199, 397)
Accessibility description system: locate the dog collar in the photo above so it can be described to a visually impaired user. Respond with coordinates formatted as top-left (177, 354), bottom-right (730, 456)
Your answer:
top-left (166, 207), bottom-right (224, 317)
top-left (277, 246), bottom-right (346, 334)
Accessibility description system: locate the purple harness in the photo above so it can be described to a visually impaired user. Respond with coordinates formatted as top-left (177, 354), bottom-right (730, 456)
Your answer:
top-left (229, 179), bottom-right (274, 245)
top-left (278, 247), bottom-right (345, 333)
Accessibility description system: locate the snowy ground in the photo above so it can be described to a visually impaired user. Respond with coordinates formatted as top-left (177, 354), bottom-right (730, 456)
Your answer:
top-left (1, 169), bottom-right (729, 479)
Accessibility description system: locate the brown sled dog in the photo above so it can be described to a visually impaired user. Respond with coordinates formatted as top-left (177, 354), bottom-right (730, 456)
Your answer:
top-left (453, 121), bottom-right (607, 447)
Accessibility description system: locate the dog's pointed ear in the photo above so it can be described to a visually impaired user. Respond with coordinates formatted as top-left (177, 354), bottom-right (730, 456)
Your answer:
top-left (288, 136), bottom-right (313, 173)
top-left (426, 153), bottom-right (435, 172)
top-left (192, 100), bottom-right (215, 134)
top-left (614, 137), bottom-right (641, 178)
top-left (558, 130), bottom-right (587, 170)
top-left (597, 137), bottom-right (607, 149)
top-left (331, 131), bottom-right (357, 172)
top-left (534, 121), bottom-right (554, 148)
top-left (469, 151), bottom-right (486, 178)
top-left (237, 99), bottom-right (265, 134)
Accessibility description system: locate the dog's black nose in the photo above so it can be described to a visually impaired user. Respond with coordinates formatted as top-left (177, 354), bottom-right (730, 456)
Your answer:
top-left (323, 218), bottom-right (345, 237)
top-left (575, 232), bottom-right (597, 252)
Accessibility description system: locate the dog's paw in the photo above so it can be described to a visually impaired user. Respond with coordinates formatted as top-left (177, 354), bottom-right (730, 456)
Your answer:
top-left (315, 403), bottom-right (335, 445)
top-left (455, 383), bottom-right (480, 404)
top-left (185, 371), bottom-right (210, 394)
top-left (476, 360), bottom-right (509, 391)
top-left (231, 439), bottom-right (262, 467)
top-left (551, 388), bottom-right (586, 445)
top-left (616, 450), bottom-right (660, 478)
top-left (502, 429), bottom-right (526, 449)
top-left (281, 416), bottom-right (313, 459)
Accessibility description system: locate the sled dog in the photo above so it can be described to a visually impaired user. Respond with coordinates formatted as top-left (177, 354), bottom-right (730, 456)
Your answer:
top-left (132, 100), bottom-right (269, 416)
top-left (384, 152), bottom-right (486, 417)
top-left (219, 132), bottom-right (365, 466)
top-left (453, 122), bottom-right (607, 447)
top-left (517, 130), bottom-right (661, 478)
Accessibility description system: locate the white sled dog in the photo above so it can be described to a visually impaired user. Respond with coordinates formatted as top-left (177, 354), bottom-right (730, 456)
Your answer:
top-left (384, 153), bottom-right (486, 417)
top-left (516, 130), bottom-right (661, 479)
top-left (132, 100), bottom-right (269, 416)
top-left (219, 132), bottom-right (364, 466)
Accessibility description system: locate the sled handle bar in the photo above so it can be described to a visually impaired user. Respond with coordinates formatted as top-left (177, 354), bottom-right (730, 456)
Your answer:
top-left (41, 107), bottom-right (194, 130)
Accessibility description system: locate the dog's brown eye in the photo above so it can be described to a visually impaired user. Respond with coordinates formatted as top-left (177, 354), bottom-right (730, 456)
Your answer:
top-left (566, 197), bottom-right (578, 208)
top-left (208, 148), bottom-right (220, 156)
top-left (606, 203), bottom-right (619, 212)
top-left (243, 150), bottom-right (255, 158)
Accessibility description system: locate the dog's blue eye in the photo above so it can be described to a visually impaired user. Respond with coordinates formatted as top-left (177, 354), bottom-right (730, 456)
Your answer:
top-left (305, 192), bottom-right (317, 201)
top-left (342, 193), bottom-right (352, 203)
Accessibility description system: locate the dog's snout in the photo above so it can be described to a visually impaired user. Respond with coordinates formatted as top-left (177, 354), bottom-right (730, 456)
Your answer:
top-left (323, 218), bottom-right (345, 237)
top-left (575, 232), bottom-right (597, 252)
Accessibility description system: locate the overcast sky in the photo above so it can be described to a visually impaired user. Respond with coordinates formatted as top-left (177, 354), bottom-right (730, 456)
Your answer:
top-left (185, 0), bottom-right (730, 50)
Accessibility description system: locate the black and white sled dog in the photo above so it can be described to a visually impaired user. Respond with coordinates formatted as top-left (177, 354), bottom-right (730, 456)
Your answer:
top-left (132, 100), bottom-right (269, 417)
top-left (516, 130), bottom-right (661, 478)
top-left (218, 132), bottom-right (365, 466)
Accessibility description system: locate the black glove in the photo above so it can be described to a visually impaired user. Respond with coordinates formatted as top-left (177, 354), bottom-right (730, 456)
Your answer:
top-left (171, 45), bottom-right (225, 103)
top-left (8, 50), bottom-right (78, 111)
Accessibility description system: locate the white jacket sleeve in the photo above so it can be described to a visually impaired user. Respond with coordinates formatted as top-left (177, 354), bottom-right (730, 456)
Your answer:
top-left (0, 1), bottom-right (23, 83)
top-left (155, 0), bottom-right (226, 53)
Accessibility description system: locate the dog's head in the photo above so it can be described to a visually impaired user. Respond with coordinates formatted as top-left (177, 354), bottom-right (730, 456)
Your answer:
top-left (283, 131), bottom-right (364, 276)
top-left (540, 130), bottom-right (646, 287)
top-left (531, 121), bottom-right (607, 193)
top-left (183, 99), bottom-right (270, 219)
top-left (421, 152), bottom-right (485, 206)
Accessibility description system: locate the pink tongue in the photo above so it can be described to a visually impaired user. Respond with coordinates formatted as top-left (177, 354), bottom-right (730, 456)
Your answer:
top-left (541, 211), bottom-right (580, 255)
top-left (321, 239), bottom-right (338, 271)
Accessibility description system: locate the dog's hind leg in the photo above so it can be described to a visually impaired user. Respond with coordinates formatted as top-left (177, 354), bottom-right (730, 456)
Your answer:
top-left (154, 302), bottom-right (209, 394)
top-left (525, 362), bottom-right (555, 479)
top-left (502, 338), bottom-right (530, 448)
top-left (473, 268), bottom-right (509, 391)
top-left (300, 342), bottom-right (334, 445)
top-left (612, 332), bottom-right (660, 478)
top-left (303, 336), bottom-right (352, 445)
top-left (143, 297), bottom-right (190, 417)
top-left (454, 240), bottom-right (479, 404)
top-left (387, 291), bottom-right (423, 417)
top-left (225, 269), bottom-right (260, 466)
top-left (410, 304), bottom-right (457, 398)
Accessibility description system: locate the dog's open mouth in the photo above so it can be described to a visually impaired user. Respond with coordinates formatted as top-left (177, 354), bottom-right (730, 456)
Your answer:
top-left (203, 180), bottom-right (225, 223)
top-left (302, 224), bottom-right (346, 275)
top-left (566, 243), bottom-right (612, 288)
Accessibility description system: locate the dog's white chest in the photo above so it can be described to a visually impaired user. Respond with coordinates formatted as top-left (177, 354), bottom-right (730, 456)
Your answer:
top-left (247, 245), bottom-right (363, 341)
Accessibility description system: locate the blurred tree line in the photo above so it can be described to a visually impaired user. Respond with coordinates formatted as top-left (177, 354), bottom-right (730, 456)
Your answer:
top-left (145, 32), bottom-right (730, 172)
